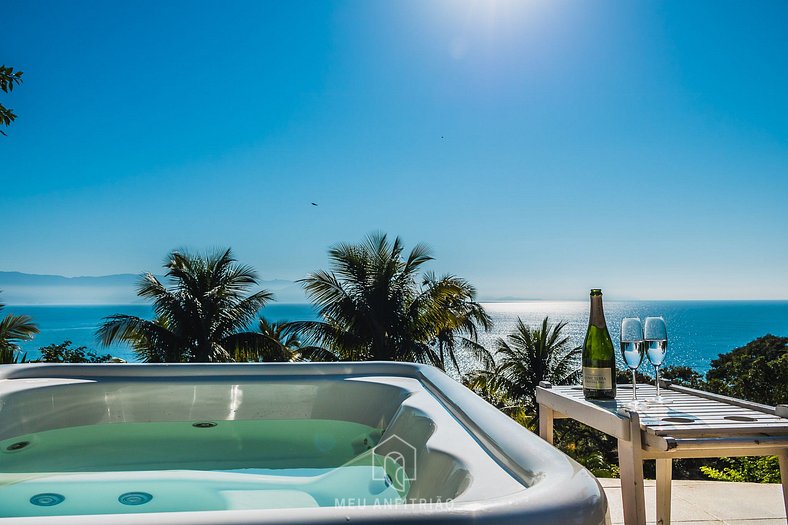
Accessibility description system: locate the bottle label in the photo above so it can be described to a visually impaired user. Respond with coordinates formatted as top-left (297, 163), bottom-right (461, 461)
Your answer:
top-left (583, 367), bottom-right (613, 390)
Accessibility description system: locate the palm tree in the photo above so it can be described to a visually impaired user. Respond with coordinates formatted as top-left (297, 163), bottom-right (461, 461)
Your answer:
top-left (292, 233), bottom-right (490, 371)
top-left (477, 316), bottom-right (580, 415)
top-left (0, 298), bottom-right (39, 363)
top-left (97, 249), bottom-right (274, 363)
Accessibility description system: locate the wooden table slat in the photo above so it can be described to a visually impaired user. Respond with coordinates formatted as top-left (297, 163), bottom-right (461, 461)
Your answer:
top-left (535, 386), bottom-right (630, 440)
top-left (647, 426), bottom-right (788, 438)
top-left (643, 418), bottom-right (788, 428)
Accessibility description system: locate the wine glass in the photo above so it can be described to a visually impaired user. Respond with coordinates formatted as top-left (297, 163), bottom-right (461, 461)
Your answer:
top-left (620, 317), bottom-right (646, 408)
top-left (644, 316), bottom-right (670, 404)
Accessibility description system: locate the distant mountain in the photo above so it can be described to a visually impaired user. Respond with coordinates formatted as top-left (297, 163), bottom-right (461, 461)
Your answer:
top-left (0, 271), bottom-right (144, 286)
top-left (0, 271), bottom-right (306, 305)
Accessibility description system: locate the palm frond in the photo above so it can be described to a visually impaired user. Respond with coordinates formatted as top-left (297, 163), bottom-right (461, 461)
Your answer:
top-left (297, 345), bottom-right (340, 362)
top-left (226, 331), bottom-right (290, 362)
top-left (460, 337), bottom-right (495, 370)
top-left (97, 314), bottom-right (183, 363)
top-left (0, 306), bottom-right (39, 352)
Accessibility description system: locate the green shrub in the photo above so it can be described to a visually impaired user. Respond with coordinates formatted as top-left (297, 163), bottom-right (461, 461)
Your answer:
top-left (706, 335), bottom-right (788, 406)
top-left (36, 340), bottom-right (113, 363)
top-left (700, 456), bottom-right (781, 483)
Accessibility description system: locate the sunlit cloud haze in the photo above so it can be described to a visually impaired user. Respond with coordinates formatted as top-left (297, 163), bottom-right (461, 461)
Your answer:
top-left (1, 0), bottom-right (786, 301)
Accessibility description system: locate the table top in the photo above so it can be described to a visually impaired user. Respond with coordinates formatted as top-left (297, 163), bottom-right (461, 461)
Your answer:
top-left (536, 382), bottom-right (788, 454)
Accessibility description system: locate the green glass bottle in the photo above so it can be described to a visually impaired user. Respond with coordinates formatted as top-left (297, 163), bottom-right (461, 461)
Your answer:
top-left (582, 289), bottom-right (616, 399)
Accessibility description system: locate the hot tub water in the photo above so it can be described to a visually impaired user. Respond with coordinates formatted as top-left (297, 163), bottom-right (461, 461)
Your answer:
top-left (0, 419), bottom-right (405, 517)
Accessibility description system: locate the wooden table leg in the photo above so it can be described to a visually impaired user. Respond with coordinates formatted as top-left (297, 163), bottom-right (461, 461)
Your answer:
top-left (778, 449), bottom-right (788, 520)
top-left (656, 458), bottom-right (672, 525)
top-left (618, 411), bottom-right (646, 525)
top-left (539, 405), bottom-right (554, 444)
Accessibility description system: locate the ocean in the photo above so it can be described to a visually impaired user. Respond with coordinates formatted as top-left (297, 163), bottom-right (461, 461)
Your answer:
top-left (5, 301), bottom-right (788, 375)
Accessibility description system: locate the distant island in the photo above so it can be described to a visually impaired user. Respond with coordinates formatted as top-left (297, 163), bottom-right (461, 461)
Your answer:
top-left (0, 271), bottom-right (307, 305)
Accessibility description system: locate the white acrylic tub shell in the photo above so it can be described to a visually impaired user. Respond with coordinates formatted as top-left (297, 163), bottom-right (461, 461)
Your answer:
top-left (0, 362), bottom-right (608, 524)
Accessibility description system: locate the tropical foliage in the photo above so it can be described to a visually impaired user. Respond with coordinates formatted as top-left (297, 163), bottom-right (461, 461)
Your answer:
top-left (705, 334), bottom-right (787, 406)
top-left (97, 249), bottom-right (275, 362)
top-left (700, 456), bottom-right (781, 483)
top-left (36, 340), bottom-right (114, 363)
top-left (293, 233), bottom-right (491, 372)
top-left (0, 65), bottom-right (23, 135)
top-left (466, 317), bottom-right (580, 415)
top-left (463, 358), bottom-right (529, 425)
top-left (658, 365), bottom-right (705, 389)
top-left (0, 298), bottom-right (38, 364)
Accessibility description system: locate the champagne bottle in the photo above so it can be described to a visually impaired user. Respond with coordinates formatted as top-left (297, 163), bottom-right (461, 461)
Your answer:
top-left (582, 289), bottom-right (616, 399)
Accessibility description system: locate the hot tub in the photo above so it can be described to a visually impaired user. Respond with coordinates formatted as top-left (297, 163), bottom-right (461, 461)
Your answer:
top-left (0, 362), bottom-right (607, 524)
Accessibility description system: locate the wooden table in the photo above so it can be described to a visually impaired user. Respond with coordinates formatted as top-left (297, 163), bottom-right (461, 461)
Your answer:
top-left (536, 381), bottom-right (788, 525)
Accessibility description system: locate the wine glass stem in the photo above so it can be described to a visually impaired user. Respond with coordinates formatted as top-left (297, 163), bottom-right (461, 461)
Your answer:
top-left (631, 369), bottom-right (637, 400)
top-left (655, 366), bottom-right (661, 398)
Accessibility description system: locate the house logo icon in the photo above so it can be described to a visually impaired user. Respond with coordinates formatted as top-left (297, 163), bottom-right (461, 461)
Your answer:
top-left (370, 433), bottom-right (417, 493)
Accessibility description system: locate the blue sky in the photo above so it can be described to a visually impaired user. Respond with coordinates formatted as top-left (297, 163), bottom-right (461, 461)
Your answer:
top-left (1, 0), bottom-right (786, 300)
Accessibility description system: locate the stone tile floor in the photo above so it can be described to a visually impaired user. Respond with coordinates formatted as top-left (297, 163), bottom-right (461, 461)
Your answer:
top-left (599, 478), bottom-right (786, 525)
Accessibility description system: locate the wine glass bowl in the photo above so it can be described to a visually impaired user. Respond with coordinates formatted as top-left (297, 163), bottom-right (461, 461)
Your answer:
top-left (645, 340), bottom-right (667, 367)
top-left (620, 317), bottom-right (645, 408)
top-left (644, 316), bottom-right (670, 404)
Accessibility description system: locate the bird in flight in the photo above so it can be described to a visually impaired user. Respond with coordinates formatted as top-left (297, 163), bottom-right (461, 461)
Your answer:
top-left (311, 202), bottom-right (318, 206)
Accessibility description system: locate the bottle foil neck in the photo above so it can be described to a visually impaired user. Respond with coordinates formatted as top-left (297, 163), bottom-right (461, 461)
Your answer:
top-left (589, 295), bottom-right (607, 328)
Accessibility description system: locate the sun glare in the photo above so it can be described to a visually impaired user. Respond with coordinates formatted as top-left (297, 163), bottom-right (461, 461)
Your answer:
top-left (441, 0), bottom-right (551, 33)
top-left (424, 0), bottom-right (558, 65)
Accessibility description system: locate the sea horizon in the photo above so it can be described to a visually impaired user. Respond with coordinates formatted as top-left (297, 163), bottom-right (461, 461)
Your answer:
top-left (6, 298), bottom-right (788, 306)
top-left (6, 300), bottom-right (788, 376)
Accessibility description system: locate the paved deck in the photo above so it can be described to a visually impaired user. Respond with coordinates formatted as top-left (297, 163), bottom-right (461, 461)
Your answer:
top-left (599, 478), bottom-right (787, 525)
